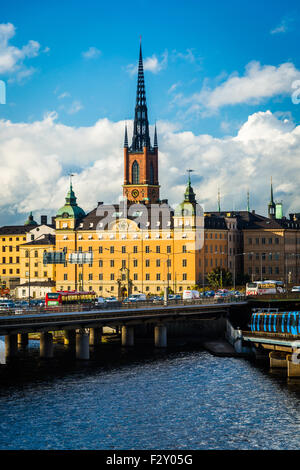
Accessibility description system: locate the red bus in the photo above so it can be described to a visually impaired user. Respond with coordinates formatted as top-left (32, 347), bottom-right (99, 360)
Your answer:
top-left (45, 291), bottom-right (97, 306)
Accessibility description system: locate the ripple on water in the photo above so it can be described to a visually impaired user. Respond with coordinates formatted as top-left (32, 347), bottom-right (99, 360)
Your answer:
top-left (0, 348), bottom-right (300, 449)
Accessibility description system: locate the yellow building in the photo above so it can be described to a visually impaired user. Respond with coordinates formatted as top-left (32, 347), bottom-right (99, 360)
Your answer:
top-left (53, 45), bottom-right (233, 297)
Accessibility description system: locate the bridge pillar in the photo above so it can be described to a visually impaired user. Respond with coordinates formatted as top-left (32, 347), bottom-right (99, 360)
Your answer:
top-left (76, 330), bottom-right (90, 360)
top-left (5, 334), bottom-right (18, 358)
top-left (64, 330), bottom-right (76, 347)
top-left (287, 354), bottom-right (300, 377)
top-left (40, 332), bottom-right (54, 358)
top-left (121, 326), bottom-right (134, 347)
top-left (89, 327), bottom-right (102, 346)
top-left (154, 325), bottom-right (167, 348)
top-left (269, 351), bottom-right (287, 369)
top-left (18, 333), bottom-right (28, 348)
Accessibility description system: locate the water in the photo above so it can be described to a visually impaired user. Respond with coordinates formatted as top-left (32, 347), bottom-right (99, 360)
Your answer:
top-left (0, 339), bottom-right (300, 450)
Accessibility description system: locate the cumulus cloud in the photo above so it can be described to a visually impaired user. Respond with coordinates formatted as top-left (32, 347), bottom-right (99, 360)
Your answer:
top-left (0, 110), bottom-right (300, 225)
top-left (0, 22), bottom-right (46, 81)
top-left (177, 61), bottom-right (300, 114)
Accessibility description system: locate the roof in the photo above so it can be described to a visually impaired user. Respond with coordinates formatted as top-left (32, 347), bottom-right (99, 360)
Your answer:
top-left (0, 225), bottom-right (33, 236)
top-left (21, 234), bottom-right (56, 246)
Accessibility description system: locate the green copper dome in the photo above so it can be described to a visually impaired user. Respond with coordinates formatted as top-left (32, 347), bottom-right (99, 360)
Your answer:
top-left (56, 183), bottom-right (85, 219)
top-left (24, 212), bottom-right (38, 226)
top-left (174, 172), bottom-right (197, 216)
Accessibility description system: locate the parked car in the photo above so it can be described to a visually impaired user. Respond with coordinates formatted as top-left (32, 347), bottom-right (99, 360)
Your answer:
top-left (291, 286), bottom-right (300, 292)
top-left (105, 296), bottom-right (118, 303)
top-left (95, 297), bottom-right (107, 307)
top-left (128, 293), bottom-right (147, 302)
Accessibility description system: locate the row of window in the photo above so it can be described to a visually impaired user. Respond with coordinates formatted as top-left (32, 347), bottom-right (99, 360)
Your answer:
top-left (64, 272), bottom-right (189, 281)
top-left (248, 237), bottom-right (280, 245)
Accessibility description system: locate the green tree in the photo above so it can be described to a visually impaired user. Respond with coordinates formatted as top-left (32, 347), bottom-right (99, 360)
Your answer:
top-left (207, 267), bottom-right (232, 289)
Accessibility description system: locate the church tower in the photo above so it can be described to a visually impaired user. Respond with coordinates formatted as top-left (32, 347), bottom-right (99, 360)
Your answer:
top-left (123, 42), bottom-right (160, 204)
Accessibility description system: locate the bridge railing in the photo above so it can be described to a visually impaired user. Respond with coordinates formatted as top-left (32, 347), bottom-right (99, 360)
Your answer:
top-left (0, 295), bottom-right (247, 317)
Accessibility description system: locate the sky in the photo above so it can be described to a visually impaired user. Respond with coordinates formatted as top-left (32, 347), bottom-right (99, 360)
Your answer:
top-left (1, 0), bottom-right (300, 225)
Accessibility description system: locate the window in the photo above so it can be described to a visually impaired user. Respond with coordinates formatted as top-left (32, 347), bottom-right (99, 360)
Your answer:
top-left (122, 246), bottom-right (126, 253)
top-left (110, 260), bottom-right (114, 267)
top-left (99, 260), bottom-right (103, 267)
top-left (133, 259), bottom-right (138, 267)
top-left (145, 246), bottom-right (150, 253)
top-left (146, 273), bottom-right (150, 280)
top-left (182, 245), bottom-right (187, 253)
top-left (262, 238), bottom-right (266, 245)
top-left (269, 238), bottom-right (273, 244)
top-left (99, 246), bottom-right (103, 253)
top-left (110, 273), bottom-right (114, 280)
top-left (134, 273), bottom-right (138, 280)
top-left (167, 259), bottom-right (171, 267)
top-left (133, 245), bottom-right (138, 253)
top-left (99, 274), bottom-right (103, 280)
top-left (110, 246), bottom-right (114, 253)
top-left (132, 160), bottom-right (140, 184)
top-left (182, 259), bottom-right (187, 267)
top-left (275, 238), bottom-right (279, 245)
top-left (156, 246), bottom-right (160, 253)
top-left (64, 274), bottom-right (68, 280)
top-left (88, 246), bottom-right (92, 252)
top-left (167, 245), bottom-right (171, 253)
top-left (156, 273), bottom-right (160, 280)
top-left (145, 259), bottom-right (150, 267)
top-left (167, 273), bottom-right (171, 280)
top-left (89, 274), bottom-right (93, 280)
top-left (156, 259), bottom-right (160, 267)
top-left (183, 273), bottom-right (187, 280)
top-left (122, 259), bottom-right (126, 268)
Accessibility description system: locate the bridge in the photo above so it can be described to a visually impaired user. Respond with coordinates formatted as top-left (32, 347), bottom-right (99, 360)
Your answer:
top-left (0, 299), bottom-right (247, 362)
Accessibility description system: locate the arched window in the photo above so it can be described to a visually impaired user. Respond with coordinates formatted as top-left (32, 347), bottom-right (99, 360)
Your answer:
top-left (150, 162), bottom-right (154, 185)
top-left (132, 161), bottom-right (139, 184)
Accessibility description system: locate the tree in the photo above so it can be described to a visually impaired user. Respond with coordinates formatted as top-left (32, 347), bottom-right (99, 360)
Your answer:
top-left (207, 267), bottom-right (232, 289)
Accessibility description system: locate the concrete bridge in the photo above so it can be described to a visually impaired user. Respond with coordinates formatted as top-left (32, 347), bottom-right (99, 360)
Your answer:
top-left (0, 300), bottom-right (247, 362)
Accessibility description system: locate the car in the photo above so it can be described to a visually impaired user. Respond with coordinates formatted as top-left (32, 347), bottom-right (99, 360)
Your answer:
top-left (291, 286), bottom-right (300, 292)
top-left (105, 296), bottom-right (118, 302)
top-left (204, 290), bottom-right (215, 297)
top-left (95, 297), bottom-right (107, 307)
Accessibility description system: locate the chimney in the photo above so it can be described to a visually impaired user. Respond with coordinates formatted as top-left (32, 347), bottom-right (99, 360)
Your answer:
top-left (41, 215), bottom-right (47, 225)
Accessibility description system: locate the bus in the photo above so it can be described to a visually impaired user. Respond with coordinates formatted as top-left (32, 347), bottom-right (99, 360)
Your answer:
top-left (45, 291), bottom-right (97, 306)
top-left (246, 281), bottom-right (284, 296)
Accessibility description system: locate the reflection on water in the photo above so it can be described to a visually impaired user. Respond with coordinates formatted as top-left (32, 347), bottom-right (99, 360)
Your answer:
top-left (1, 338), bottom-right (300, 450)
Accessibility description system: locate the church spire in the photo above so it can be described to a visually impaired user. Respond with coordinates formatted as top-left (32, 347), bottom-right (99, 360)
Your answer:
top-left (154, 123), bottom-right (158, 148)
top-left (268, 176), bottom-right (276, 219)
top-left (124, 122), bottom-right (128, 148)
top-left (131, 41), bottom-right (151, 151)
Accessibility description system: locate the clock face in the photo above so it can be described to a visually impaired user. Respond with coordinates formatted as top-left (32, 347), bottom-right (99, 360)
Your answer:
top-left (131, 189), bottom-right (139, 198)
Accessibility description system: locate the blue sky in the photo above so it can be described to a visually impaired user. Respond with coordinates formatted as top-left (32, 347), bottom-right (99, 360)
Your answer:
top-left (1, 0), bottom-right (300, 134)
top-left (1, 0), bottom-right (300, 224)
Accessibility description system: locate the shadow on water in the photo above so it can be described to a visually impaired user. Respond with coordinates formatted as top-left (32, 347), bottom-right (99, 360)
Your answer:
top-left (0, 339), bottom-right (208, 389)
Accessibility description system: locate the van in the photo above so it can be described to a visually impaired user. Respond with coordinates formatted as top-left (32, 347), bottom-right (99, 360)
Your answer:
top-left (182, 290), bottom-right (200, 300)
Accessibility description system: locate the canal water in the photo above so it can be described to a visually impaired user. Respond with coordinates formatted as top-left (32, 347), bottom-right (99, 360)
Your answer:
top-left (0, 338), bottom-right (300, 450)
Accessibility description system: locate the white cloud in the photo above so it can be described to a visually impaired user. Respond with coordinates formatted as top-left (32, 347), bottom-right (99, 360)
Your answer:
top-left (177, 61), bottom-right (300, 114)
top-left (1, 110), bottom-right (300, 224)
top-left (127, 50), bottom-right (168, 75)
top-left (0, 22), bottom-right (46, 81)
top-left (270, 15), bottom-right (294, 34)
top-left (82, 47), bottom-right (101, 59)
